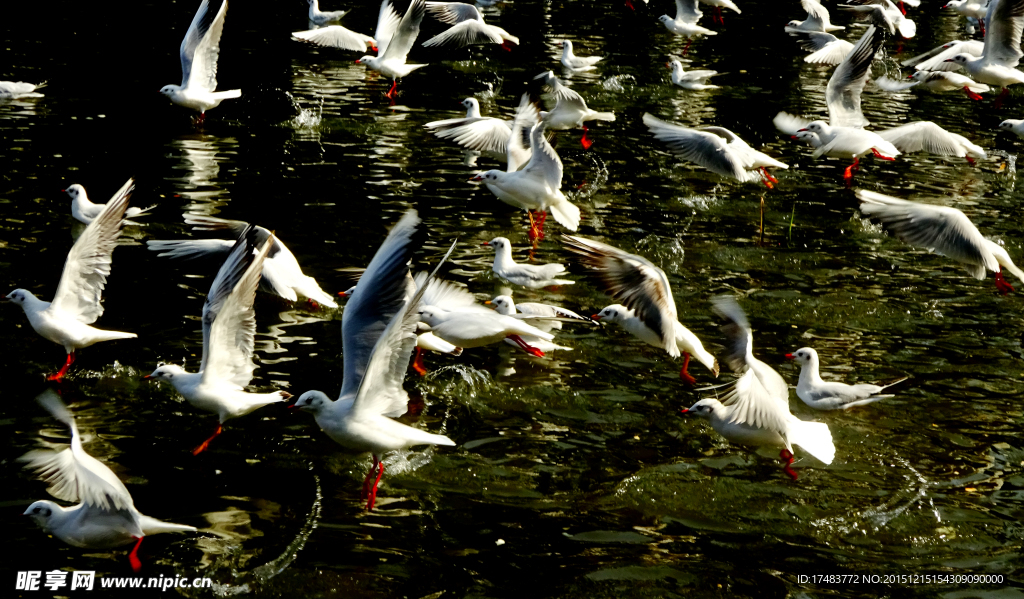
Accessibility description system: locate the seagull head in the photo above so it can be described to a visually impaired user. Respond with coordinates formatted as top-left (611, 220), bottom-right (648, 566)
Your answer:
top-left (562, 40), bottom-right (573, 51)
top-left (488, 295), bottom-right (515, 315)
top-left (792, 131), bottom-right (821, 147)
top-left (592, 304), bottom-right (628, 324)
top-left (680, 398), bottom-right (718, 419)
top-left (337, 285), bottom-right (358, 298)
top-left (944, 54), bottom-right (971, 65)
top-left (469, 170), bottom-right (502, 184)
top-left (483, 236), bottom-right (510, 251)
top-left (64, 184), bottom-right (85, 201)
top-left (290, 390), bottom-right (330, 413)
top-left (785, 19), bottom-right (802, 27)
top-left (5, 289), bottom-right (33, 306)
top-left (785, 347), bottom-right (818, 368)
top-left (418, 305), bottom-right (446, 327)
top-left (143, 364), bottom-right (185, 381)
top-left (800, 121), bottom-right (830, 135)
top-left (158, 85), bottom-right (181, 97)
top-left (666, 60), bottom-right (681, 72)
top-left (356, 55), bottom-right (375, 65)
top-left (999, 119), bottom-right (1023, 131)
top-left (23, 501), bottom-right (60, 530)
top-left (658, 15), bottom-right (673, 25)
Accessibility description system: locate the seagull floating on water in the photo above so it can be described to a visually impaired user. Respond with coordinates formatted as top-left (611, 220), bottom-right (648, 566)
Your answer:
top-left (787, 347), bottom-right (908, 410)
top-left (667, 60), bottom-right (720, 90)
top-left (659, 0), bottom-right (717, 55)
top-left (65, 180), bottom-right (153, 225)
top-left (560, 41), bottom-right (603, 71)
top-left (0, 81), bottom-right (45, 98)
top-left (483, 237), bottom-right (574, 288)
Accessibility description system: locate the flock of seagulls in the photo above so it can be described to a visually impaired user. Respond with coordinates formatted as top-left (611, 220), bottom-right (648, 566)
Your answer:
top-left (5, 0), bottom-right (1024, 574)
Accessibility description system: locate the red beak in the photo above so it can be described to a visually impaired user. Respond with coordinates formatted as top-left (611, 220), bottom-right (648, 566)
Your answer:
top-left (482, 241), bottom-right (490, 246)
top-left (287, 403), bottom-right (300, 409)
top-left (790, 135), bottom-right (798, 139)
top-left (141, 375), bottom-right (152, 380)
top-left (679, 408), bottom-right (690, 414)
top-left (784, 353), bottom-right (794, 360)
top-left (354, 60), bottom-right (361, 64)
top-left (797, 128), bottom-right (808, 132)
top-left (591, 314), bottom-right (602, 320)
top-left (337, 291), bottom-right (348, 297)
top-left (665, 62), bottom-right (671, 69)
top-left (470, 175), bottom-right (483, 182)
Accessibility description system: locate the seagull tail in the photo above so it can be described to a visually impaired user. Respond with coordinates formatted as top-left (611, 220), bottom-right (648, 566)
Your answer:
top-left (787, 418), bottom-right (835, 465)
top-left (407, 428), bottom-right (457, 448)
top-left (92, 330), bottom-right (137, 343)
top-left (214, 89), bottom-right (242, 100)
top-left (548, 201), bottom-right (580, 232)
top-left (590, 111), bottom-right (616, 122)
top-left (139, 516), bottom-right (198, 536)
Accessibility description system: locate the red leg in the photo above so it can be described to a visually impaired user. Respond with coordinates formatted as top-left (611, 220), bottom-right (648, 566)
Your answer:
top-left (507, 334), bottom-right (545, 357)
top-left (47, 351), bottom-right (76, 381)
top-left (871, 148), bottom-right (895, 161)
top-left (624, 0), bottom-right (634, 10)
top-left (385, 79), bottom-right (398, 99)
top-left (192, 424), bottom-right (223, 455)
top-left (963, 86), bottom-right (984, 101)
top-left (679, 352), bottom-right (696, 386)
top-left (762, 167), bottom-right (779, 185)
top-left (501, 40), bottom-right (516, 52)
top-left (980, 19), bottom-right (986, 38)
top-left (897, 0), bottom-right (906, 15)
top-left (196, 112), bottom-right (206, 125)
top-left (411, 346), bottom-right (427, 376)
top-left (361, 458), bottom-right (377, 500)
top-left (966, 156), bottom-right (976, 166)
top-left (682, 38), bottom-right (693, 57)
top-left (366, 456), bottom-right (384, 510)
top-left (759, 167), bottom-right (775, 189)
top-left (528, 211), bottom-right (541, 241)
top-left (843, 158), bottom-right (860, 183)
top-left (995, 87), bottom-right (1009, 109)
top-left (128, 536), bottom-right (144, 572)
top-left (780, 449), bottom-right (798, 481)
top-left (581, 124), bottom-right (593, 150)
top-left (995, 270), bottom-right (1016, 294)
top-left (716, 6), bottom-right (723, 23)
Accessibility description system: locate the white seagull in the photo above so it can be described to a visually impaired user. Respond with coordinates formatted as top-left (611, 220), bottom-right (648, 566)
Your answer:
top-left (292, 21), bottom-right (377, 53)
top-left (644, 113), bottom-right (788, 187)
top-left (160, 0), bottom-right (242, 120)
top-left (422, 2), bottom-right (519, 49)
top-left (306, 0), bottom-right (349, 24)
top-left (483, 237), bottom-right (574, 288)
top-left (65, 179), bottom-right (153, 225)
top-left (698, 0), bottom-right (741, 24)
top-left (876, 121), bottom-right (986, 163)
top-left (291, 210), bottom-right (456, 510)
top-left (855, 189), bottom-right (1024, 294)
top-left (667, 60), bottom-right (720, 90)
top-left (786, 0), bottom-right (845, 33)
top-left (357, 0), bottom-right (428, 99)
top-left (786, 347), bottom-right (908, 410)
top-left (999, 118), bottom-right (1024, 137)
top-left (487, 295), bottom-right (572, 352)
top-left (560, 41), bottom-right (603, 71)
top-left (659, 0), bottom-right (717, 55)
top-left (774, 26), bottom-right (897, 181)
top-left (534, 71), bottom-right (616, 149)
top-left (22, 391), bottom-right (196, 572)
top-left (682, 297), bottom-right (835, 479)
top-left (425, 97), bottom-right (512, 155)
top-left (144, 227), bottom-right (291, 454)
top-left (471, 117), bottom-right (581, 236)
top-left (944, 0), bottom-right (1024, 99)
top-left (486, 295), bottom-right (598, 332)
top-left (902, 40), bottom-right (983, 72)
top-left (562, 234), bottom-right (719, 384)
top-left (838, 0), bottom-right (916, 39)
top-left (798, 32), bottom-right (854, 66)
top-left (6, 181), bottom-right (136, 381)
top-left (147, 214), bottom-right (338, 308)
top-left (876, 70), bottom-right (990, 100)
top-left (0, 81), bottom-right (45, 98)
top-left (418, 305), bottom-right (555, 357)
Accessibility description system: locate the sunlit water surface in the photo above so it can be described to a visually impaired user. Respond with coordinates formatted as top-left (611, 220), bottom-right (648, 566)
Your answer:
top-left (3, 1), bottom-right (1024, 597)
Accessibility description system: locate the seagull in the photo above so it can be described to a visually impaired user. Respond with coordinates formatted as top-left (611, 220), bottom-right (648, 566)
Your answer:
top-left (483, 237), bottom-right (574, 288)
top-left (945, 0), bottom-right (991, 34)
top-left (786, 0), bottom-right (845, 33)
top-left (6, 181), bottom-right (136, 381)
top-left (421, 2), bottom-right (519, 49)
top-left (425, 98), bottom-right (512, 155)
top-left (21, 391), bottom-right (196, 572)
top-left (486, 295), bottom-right (598, 332)
top-left (418, 304), bottom-right (555, 357)
top-left (786, 347), bottom-right (908, 410)
top-left (471, 118), bottom-right (581, 237)
top-left (659, 0), bottom-right (717, 56)
top-left (292, 22), bottom-right (377, 53)
top-left (667, 60), bottom-right (720, 90)
top-left (944, 0), bottom-right (1024, 101)
top-left (839, 0), bottom-right (916, 39)
top-left (698, 0), bottom-right (740, 24)
top-left (774, 26), bottom-right (897, 182)
top-left (560, 41), bottom-right (603, 71)
top-left (798, 32), bottom-right (854, 65)
top-left (160, 0), bottom-right (242, 120)
top-left (357, 0), bottom-right (428, 100)
top-left (902, 40), bottom-right (983, 72)
top-left (855, 189), bottom-right (1024, 294)
top-left (0, 81), bottom-right (45, 98)
top-left (999, 118), bottom-right (1024, 137)
top-left (487, 295), bottom-right (572, 352)
top-left (682, 297), bottom-right (835, 480)
top-left (876, 70), bottom-right (990, 100)
top-left (562, 234), bottom-right (719, 384)
top-left (290, 210), bottom-right (456, 510)
top-left (306, 0), bottom-right (349, 24)
top-left (876, 121), bottom-right (986, 163)
top-left (644, 113), bottom-right (788, 187)
top-left (147, 214), bottom-right (338, 308)
top-left (534, 71), bottom-right (616, 149)
top-left (144, 227), bottom-right (291, 454)
top-left (64, 180), bottom-right (153, 225)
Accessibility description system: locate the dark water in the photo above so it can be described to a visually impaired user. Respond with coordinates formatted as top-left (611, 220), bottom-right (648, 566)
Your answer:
top-left (3, 0), bottom-right (1024, 596)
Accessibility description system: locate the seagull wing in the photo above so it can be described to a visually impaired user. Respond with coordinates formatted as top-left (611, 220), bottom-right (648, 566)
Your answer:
top-left (802, 0), bottom-right (834, 29)
top-left (522, 122), bottom-right (563, 188)
top-left (855, 189), bottom-right (998, 278)
top-left (982, 0), bottom-right (1024, 68)
top-left (20, 390), bottom-right (135, 512)
top-left (875, 76), bottom-right (920, 91)
top-left (644, 113), bottom-right (749, 180)
top-left (877, 121), bottom-right (966, 156)
top-left (339, 210), bottom-right (424, 401)
top-left (425, 116), bottom-right (512, 154)
top-left (200, 227), bottom-right (271, 387)
top-left (826, 25), bottom-right (884, 128)
top-left (773, 111), bottom-right (813, 136)
top-left (412, 271), bottom-right (485, 312)
top-left (422, 20), bottom-right (503, 46)
top-left (374, 0), bottom-right (403, 56)
top-left (292, 25), bottom-right (372, 52)
top-left (675, 0), bottom-right (703, 22)
top-left (425, 1), bottom-right (483, 24)
top-left (507, 94), bottom-right (540, 171)
top-left (179, 0), bottom-right (228, 92)
top-left (533, 71), bottom-right (584, 103)
top-left (382, 0), bottom-right (426, 62)
top-left (562, 235), bottom-right (679, 356)
top-left (51, 179), bottom-right (131, 325)
top-left (352, 241), bottom-right (457, 419)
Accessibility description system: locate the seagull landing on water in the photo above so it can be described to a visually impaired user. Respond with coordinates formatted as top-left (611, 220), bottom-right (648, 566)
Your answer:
top-left (0, 81), bottom-right (45, 99)
top-left (22, 391), bottom-right (196, 572)
top-left (290, 211), bottom-right (456, 510)
top-left (421, 2), bottom-right (519, 49)
top-left (786, 347), bottom-right (909, 410)
top-left (659, 0), bottom-right (717, 56)
top-left (356, 0), bottom-right (428, 100)
top-left (65, 180), bottom-right (153, 225)
top-left (666, 60), bottom-right (720, 90)
top-left (876, 70), bottom-right (991, 101)
top-left (160, 0), bottom-right (242, 121)
top-left (482, 237), bottom-right (575, 288)
top-left (534, 71), bottom-right (615, 149)
top-left (6, 179), bottom-right (137, 381)
top-left (306, 0), bottom-right (349, 24)
top-left (144, 227), bottom-right (290, 454)
top-left (560, 41), bottom-right (603, 71)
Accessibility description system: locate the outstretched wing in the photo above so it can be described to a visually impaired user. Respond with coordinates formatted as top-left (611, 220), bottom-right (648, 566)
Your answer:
top-left (382, 0), bottom-right (426, 62)
top-left (180, 0), bottom-right (229, 92)
top-left (51, 178), bottom-right (132, 325)
top-left (826, 25), bottom-right (884, 128)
